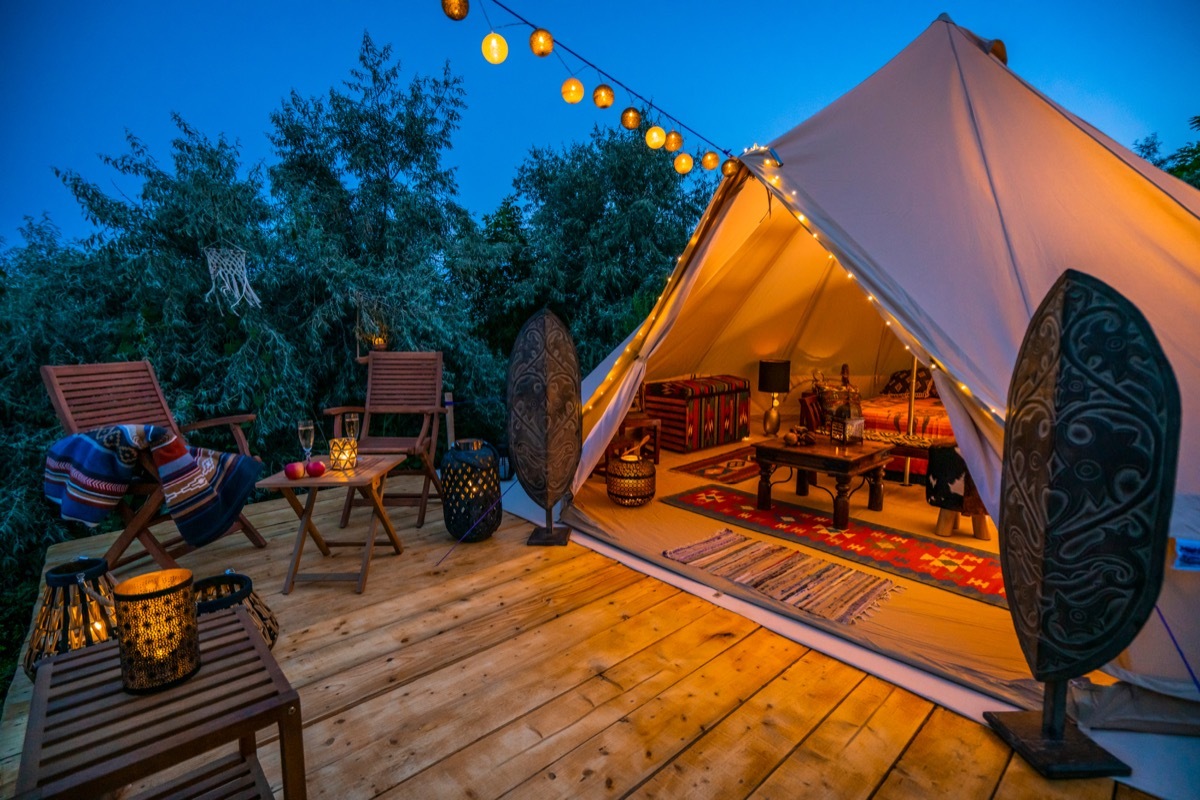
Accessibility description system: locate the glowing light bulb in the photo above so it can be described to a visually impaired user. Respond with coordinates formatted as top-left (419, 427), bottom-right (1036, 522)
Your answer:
top-left (529, 28), bottom-right (553, 57)
top-left (620, 107), bottom-right (642, 130)
top-left (482, 33), bottom-right (508, 64)
top-left (664, 130), bottom-right (683, 152)
top-left (561, 77), bottom-right (584, 104)
top-left (674, 153), bottom-right (694, 174)
top-left (593, 84), bottom-right (614, 108)
top-left (701, 151), bottom-right (719, 170)
top-left (721, 158), bottom-right (738, 176)
top-left (646, 126), bottom-right (666, 149)
top-left (442, 0), bottom-right (469, 21)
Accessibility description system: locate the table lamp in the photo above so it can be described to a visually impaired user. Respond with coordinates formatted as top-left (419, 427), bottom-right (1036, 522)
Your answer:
top-left (758, 359), bottom-right (791, 436)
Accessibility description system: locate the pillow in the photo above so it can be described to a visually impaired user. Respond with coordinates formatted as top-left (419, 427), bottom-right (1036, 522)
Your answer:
top-left (881, 366), bottom-right (938, 398)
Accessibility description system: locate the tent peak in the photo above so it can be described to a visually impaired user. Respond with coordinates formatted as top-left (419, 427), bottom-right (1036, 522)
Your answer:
top-left (935, 13), bottom-right (1008, 64)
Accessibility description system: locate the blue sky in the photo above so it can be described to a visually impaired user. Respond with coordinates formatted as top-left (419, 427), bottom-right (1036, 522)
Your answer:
top-left (2, 0), bottom-right (1197, 246)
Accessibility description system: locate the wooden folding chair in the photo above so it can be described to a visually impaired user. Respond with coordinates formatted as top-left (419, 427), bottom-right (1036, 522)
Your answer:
top-left (41, 361), bottom-right (267, 570)
top-left (325, 351), bottom-right (447, 528)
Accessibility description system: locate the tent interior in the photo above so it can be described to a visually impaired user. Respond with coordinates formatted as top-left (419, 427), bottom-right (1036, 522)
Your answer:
top-left (546, 13), bottom-right (1200, 766)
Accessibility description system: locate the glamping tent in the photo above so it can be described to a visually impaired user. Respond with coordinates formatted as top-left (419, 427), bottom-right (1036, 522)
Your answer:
top-left (568, 16), bottom-right (1200, 708)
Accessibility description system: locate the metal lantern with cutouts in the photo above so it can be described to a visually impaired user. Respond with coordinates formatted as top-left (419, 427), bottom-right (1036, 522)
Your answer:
top-left (23, 556), bottom-right (117, 679)
top-left (606, 453), bottom-right (656, 507)
top-left (441, 439), bottom-right (503, 542)
top-left (113, 569), bottom-right (200, 693)
top-left (329, 437), bottom-right (358, 470)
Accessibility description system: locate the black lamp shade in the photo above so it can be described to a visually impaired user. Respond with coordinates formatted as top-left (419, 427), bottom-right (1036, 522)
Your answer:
top-left (758, 360), bottom-right (791, 394)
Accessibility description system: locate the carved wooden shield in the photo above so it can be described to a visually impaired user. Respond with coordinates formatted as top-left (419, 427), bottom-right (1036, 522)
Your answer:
top-left (506, 309), bottom-right (582, 512)
top-left (999, 269), bottom-right (1180, 681)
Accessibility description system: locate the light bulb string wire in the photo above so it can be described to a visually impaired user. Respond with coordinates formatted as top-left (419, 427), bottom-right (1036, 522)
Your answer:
top-left (485, 0), bottom-right (731, 157)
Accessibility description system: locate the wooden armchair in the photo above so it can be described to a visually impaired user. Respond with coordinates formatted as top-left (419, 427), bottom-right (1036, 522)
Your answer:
top-left (41, 361), bottom-right (267, 569)
top-left (325, 351), bottom-right (446, 529)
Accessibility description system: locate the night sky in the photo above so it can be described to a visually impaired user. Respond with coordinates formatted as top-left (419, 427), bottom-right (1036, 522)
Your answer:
top-left (2, 0), bottom-right (1196, 245)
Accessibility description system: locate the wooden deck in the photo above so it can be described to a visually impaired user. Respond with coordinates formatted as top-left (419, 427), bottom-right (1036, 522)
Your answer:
top-left (1, 486), bottom-right (1156, 799)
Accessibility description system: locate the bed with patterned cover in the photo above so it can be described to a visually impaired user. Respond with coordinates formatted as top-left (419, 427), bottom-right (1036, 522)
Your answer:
top-left (860, 366), bottom-right (955, 477)
top-left (643, 375), bottom-right (751, 453)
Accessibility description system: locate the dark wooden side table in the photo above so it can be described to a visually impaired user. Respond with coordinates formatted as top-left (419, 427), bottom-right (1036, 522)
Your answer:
top-left (16, 606), bottom-right (306, 799)
top-left (753, 439), bottom-right (894, 530)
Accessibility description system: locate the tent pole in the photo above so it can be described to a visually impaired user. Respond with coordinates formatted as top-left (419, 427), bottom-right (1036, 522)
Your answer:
top-left (902, 356), bottom-right (917, 485)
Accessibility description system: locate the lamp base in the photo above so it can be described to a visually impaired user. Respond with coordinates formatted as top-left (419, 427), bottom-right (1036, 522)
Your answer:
top-left (762, 406), bottom-right (781, 436)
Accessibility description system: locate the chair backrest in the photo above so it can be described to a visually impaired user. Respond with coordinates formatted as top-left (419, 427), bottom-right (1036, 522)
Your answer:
top-left (364, 351), bottom-right (443, 411)
top-left (799, 391), bottom-right (823, 431)
top-left (41, 361), bottom-right (179, 436)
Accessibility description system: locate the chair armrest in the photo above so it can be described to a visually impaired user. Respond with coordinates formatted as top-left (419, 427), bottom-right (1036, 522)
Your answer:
top-left (323, 405), bottom-right (367, 416)
top-left (180, 413), bottom-right (256, 456)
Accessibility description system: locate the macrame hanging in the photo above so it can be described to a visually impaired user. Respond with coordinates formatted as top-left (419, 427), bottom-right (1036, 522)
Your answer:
top-left (203, 246), bottom-right (261, 313)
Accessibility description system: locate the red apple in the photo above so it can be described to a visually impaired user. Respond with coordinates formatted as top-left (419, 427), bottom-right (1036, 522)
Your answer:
top-left (284, 462), bottom-right (306, 480)
top-left (306, 461), bottom-right (327, 478)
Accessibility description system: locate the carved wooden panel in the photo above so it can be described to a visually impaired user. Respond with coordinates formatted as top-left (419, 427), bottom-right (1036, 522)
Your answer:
top-left (506, 310), bottom-right (582, 511)
top-left (1000, 269), bottom-right (1180, 680)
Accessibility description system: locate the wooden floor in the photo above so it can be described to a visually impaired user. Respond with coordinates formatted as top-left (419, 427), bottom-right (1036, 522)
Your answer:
top-left (1, 485), bottom-right (1156, 799)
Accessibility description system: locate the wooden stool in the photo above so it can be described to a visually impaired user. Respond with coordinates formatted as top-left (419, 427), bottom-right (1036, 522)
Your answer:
top-left (934, 508), bottom-right (991, 540)
top-left (619, 412), bottom-right (661, 464)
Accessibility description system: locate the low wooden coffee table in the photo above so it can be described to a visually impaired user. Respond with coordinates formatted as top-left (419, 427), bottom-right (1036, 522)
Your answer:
top-left (258, 454), bottom-right (405, 594)
top-left (753, 439), bottom-right (894, 530)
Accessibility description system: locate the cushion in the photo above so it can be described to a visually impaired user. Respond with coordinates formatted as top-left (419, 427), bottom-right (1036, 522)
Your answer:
top-left (881, 366), bottom-right (938, 398)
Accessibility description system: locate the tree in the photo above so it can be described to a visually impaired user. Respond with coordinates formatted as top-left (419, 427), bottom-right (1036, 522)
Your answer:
top-left (1133, 119), bottom-right (1200, 190)
top-left (510, 118), bottom-right (718, 371)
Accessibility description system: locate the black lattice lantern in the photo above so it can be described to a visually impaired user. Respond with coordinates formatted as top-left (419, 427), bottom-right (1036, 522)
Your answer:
top-left (113, 569), bottom-right (200, 694)
top-left (195, 570), bottom-right (280, 649)
top-left (442, 439), bottom-right (503, 542)
top-left (23, 556), bottom-right (117, 679)
top-left (606, 453), bottom-right (656, 507)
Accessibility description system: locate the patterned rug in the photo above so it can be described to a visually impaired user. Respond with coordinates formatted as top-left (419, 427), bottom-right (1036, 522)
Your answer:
top-left (662, 484), bottom-right (1007, 608)
top-left (671, 445), bottom-right (758, 485)
top-left (665, 528), bottom-right (899, 625)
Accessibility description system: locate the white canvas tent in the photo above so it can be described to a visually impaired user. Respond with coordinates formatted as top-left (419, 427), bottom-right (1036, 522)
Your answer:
top-left (570, 16), bottom-right (1200, 704)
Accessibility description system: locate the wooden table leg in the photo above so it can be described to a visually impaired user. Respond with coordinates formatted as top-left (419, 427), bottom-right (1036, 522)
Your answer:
top-left (795, 467), bottom-right (809, 496)
top-left (868, 466), bottom-right (885, 511)
top-left (833, 474), bottom-right (851, 530)
top-left (757, 461), bottom-right (775, 510)
top-left (282, 489), bottom-right (322, 595)
top-left (353, 475), bottom-right (405, 593)
top-left (277, 702), bottom-right (308, 800)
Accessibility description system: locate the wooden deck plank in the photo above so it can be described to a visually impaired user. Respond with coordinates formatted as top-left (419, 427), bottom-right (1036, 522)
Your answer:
top-left (501, 628), bottom-right (807, 799)
top-left (748, 675), bottom-right (933, 800)
top-left (390, 605), bottom-right (760, 799)
top-left (993, 752), bottom-right (1115, 800)
top-left (872, 707), bottom-right (1012, 799)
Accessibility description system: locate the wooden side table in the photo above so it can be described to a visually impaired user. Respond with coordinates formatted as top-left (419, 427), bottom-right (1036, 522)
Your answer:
top-left (16, 606), bottom-right (305, 799)
top-left (753, 439), bottom-right (894, 530)
top-left (257, 455), bottom-right (405, 594)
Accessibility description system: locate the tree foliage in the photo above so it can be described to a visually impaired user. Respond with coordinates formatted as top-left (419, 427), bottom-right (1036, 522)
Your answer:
top-left (1134, 120), bottom-right (1200, 190)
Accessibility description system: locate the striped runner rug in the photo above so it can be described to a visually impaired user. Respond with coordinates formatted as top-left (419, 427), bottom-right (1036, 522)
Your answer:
top-left (664, 528), bottom-right (899, 625)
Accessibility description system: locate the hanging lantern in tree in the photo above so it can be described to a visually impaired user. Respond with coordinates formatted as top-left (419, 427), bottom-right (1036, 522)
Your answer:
top-left (561, 77), bottom-right (585, 104)
top-left (664, 130), bottom-right (683, 152)
top-left (442, 0), bottom-right (469, 21)
top-left (721, 157), bottom-right (739, 176)
top-left (592, 84), bottom-right (614, 108)
top-left (645, 126), bottom-right (666, 149)
top-left (620, 107), bottom-right (642, 130)
top-left (482, 32), bottom-right (508, 64)
top-left (674, 153), bottom-right (694, 174)
top-left (530, 28), bottom-right (554, 57)
top-left (701, 151), bottom-right (720, 170)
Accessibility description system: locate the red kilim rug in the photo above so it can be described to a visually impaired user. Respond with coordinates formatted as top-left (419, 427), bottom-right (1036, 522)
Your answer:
top-left (671, 445), bottom-right (758, 485)
top-left (662, 484), bottom-right (1006, 607)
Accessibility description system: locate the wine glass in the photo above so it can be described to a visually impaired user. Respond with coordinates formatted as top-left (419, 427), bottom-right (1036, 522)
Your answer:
top-left (297, 419), bottom-right (315, 463)
top-left (343, 413), bottom-right (360, 441)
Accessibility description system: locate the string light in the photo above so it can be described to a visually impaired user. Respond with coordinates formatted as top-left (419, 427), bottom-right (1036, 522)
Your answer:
top-left (674, 153), bottom-right (694, 174)
top-left (646, 126), bottom-right (666, 149)
top-left (561, 77), bottom-right (584, 104)
top-left (721, 158), bottom-right (738, 176)
top-left (620, 107), bottom-right (642, 129)
top-left (664, 131), bottom-right (683, 152)
top-left (442, 0), bottom-right (469, 21)
top-left (482, 32), bottom-right (508, 64)
top-left (529, 28), bottom-right (553, 56)
top-left (593, 84), bottom-right (614, 108)
top-left (701, 151), bottom-right (719, 170)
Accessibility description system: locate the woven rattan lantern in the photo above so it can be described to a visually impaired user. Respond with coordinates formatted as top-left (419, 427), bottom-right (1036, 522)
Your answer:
top-left (645, 126), bottom-right (666, 149)
top-left (606, 454), bottom-right (656, 507)
top-left (664, 130), bottom-right (683, 152)
top-left (114, 569), bottom-right (200, 693)
top-left (482, 32), bottom-right (508, 64)
top-left (721, 158), bottom-right (739, 176)
top-left (620, 107), bottom-right (642, 130)
top-left (442, 0), bottom-right (469, 20)
top-left (441, 439), bottom-right (503, 542)
top-left (701, 151), bottom-right (720, 170)
top-left (329, 437), bottom-right (358, 470)
top-left (592, 84), bottom-right (614, 108)
top-left (561, 77), bottom-right (585, 104)
top-left (530, 28), bottom-right (554, 56)
top-left (674, 153), bottom-right (694, 174)
top-left (195, 570), bottom-right (279, 649)
top-left (22, 556), bottom-right (117, 679)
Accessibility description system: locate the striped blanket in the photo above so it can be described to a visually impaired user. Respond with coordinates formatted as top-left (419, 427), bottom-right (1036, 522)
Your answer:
top-left (45, 425), bottom-right (262, 548)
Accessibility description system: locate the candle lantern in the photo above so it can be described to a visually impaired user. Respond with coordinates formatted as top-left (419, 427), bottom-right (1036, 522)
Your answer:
top-left (329, 437), bottom-right (358, 470)
top-left (23, 556), bottom-right (117, 679)
top-left (829, 414), bottom-right (865, 446)
top-left (441, 439), bottom-right (503, 542)
top-left (606, 453), bottom-right (656, 507)
top-left (113, 569), bottom-right (200, 693)
top-left (195, 570), bottom-right (280, 649)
